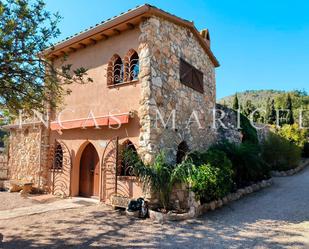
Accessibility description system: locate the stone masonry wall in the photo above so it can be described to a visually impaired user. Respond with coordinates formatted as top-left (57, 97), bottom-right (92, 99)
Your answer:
top-left (138, 16), bottom-right (217, 163)
top-left (215, 104), bottom-right (243, 144)
top-left (8, 125), bottom-right (50, 188)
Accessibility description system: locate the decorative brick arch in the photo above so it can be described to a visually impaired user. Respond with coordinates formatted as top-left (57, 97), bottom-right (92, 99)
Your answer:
top-left (123, 49), bottom-right (139, 82)
top-left (107, 54), bottom-right (123, 86)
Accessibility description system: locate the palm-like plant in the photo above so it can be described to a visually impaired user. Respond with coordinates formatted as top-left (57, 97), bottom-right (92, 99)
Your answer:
top-left (134, 152), bottom-right (194, 212)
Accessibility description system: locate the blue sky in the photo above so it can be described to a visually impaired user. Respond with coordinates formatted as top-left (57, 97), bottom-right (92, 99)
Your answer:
top-left (45, 0), bottom-right (309, 99)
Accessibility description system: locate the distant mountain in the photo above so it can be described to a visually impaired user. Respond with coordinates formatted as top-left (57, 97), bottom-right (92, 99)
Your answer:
top-left (218, 89), bottom-right (309, 110)
top-left (218, 90), bottom-right (285, 108)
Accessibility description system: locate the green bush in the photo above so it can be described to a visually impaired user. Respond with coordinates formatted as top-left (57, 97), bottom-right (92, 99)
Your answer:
top-left (134, 152), bottom-right (194, 211)
top-left (203, 148), bottom-right (232, 169)
top-left (187, 148), bottom-right (232, 168)
top-left (211, 141), bottom-right (270, 188)
top-left (303, 142), bottom-right (309, 158)
top-left (240, 113), bottom-right (259, 144)
top-left (261, 132), bottom-right (302, 171)
top-left (190, 164), bottom-right (219, 203)
top-left (190, 162), bottom-right (233, 203)
top-left (276, 124), bottom-right (308, 148)
top-left (186, 150), bottom-right (208, 167)
top-left (187, 149), bottom-right (234, 203)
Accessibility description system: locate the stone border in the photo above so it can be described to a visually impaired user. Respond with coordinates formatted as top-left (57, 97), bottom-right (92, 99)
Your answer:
top-left (149, 208), bottom-right (195, 223)
top-left (197, 179), bottom-right (273, 215)
top-left (125, 209), bottom-right (140, 218)
top-left (271, 159), bottom-right (309, 177)
top-left (148, 178), bottom-right (273, 223)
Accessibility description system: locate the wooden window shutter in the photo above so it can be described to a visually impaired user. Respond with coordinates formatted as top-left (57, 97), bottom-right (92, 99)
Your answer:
top-left (192, 68), bottom-right (204, 93)
top-left (180, 58), bottom-right (193, 87)
top-left (180, 58), bottom-right (204, 94)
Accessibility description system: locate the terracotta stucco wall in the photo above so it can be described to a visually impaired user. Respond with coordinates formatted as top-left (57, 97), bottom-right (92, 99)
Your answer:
top-left (49, 122), bottom-right (142, 199)
top-left (53, 28), bottom-right (142, 121)
top-left (48, 28), bottom-right (145, 200)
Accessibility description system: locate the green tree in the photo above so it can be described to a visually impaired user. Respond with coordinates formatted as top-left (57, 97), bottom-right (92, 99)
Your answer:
top-left (232, 93), bottom-right (239, 110)
top-left (285, 94), bottom-right (294, 125)
top-left (277, 124), bottom-right (308, 148)
top-left (265, 97), bottom-right (271, 123)
top-left (243, 100), bottom-right (255, 117)
top-left (0, 0), bottom-right (92, 114)
top-left (265, 98), bottom-right (276, 124)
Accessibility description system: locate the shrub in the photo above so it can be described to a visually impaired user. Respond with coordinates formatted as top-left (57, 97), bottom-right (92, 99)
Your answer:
top-left (187, 148), bottom-right (233, 170)
top-left (190, 162), bottom-right (233, 203)
top-left (240, 113), bottom-right (259, 144)
top-left (276, 124), bottom-right (308, 148)
top-left (186, 150), bottom-right (208, 167)
top-left (187, 149), bottom-right (234, 203)
top-left (134, 152), bottom-right (194, 211)
top-left (261, 132), bottom-right (302, 171)
top-left (203, 148), bottom-right (233, 170)
top-left (211, 141), bottom-right (270, 188)
top-left (303, 142), bottom-right (309, 158)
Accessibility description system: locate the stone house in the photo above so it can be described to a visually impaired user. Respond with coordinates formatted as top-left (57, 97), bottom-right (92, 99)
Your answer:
top-left (4, 4), bottom-right (219, 205)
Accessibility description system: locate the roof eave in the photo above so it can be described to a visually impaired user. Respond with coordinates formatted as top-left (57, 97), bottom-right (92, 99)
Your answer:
top-left (43, 4), bottom-right (151, 58)
top-left (44, 4), bottom-right (220, 67)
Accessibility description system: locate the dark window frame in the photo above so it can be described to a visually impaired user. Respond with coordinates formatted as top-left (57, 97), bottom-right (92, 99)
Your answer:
top-left (118, 140), bottom-right (138, 177)
top-left (52, 143), bottom-right (63, 171)
top-left (179, 58), bottom-right (204, 94)
top-left (124, 50), bottom-right (139, 82)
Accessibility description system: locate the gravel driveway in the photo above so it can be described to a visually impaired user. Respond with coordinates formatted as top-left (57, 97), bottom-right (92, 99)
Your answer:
top-left (0, 192), bottom-right (59, 211)
top-left (1, 166), bottom-right (309, 249)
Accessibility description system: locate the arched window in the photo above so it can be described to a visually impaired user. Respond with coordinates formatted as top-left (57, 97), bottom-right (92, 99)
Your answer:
top-left (114, 56), bottom-right (124, 83)
top-left (53, 143), bottom-right (63, 170)
top-left (107, 54), bottom-right (123, 85)
top-left (176, 141), bottom-right (189, 164)
top-left (124, 49), bottom-right (139, 82)
top-left (118, 140), bottom-right (138, 176)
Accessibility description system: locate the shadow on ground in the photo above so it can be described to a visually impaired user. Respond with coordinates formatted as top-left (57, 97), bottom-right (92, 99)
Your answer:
top-left (1, 167), bottom-right (309, 248)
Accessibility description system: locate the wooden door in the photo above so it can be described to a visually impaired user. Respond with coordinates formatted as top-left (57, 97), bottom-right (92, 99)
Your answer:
top-left (93, 156), bottom-right (100, 196)
top-left (79, 143), bottom-right (99, 197)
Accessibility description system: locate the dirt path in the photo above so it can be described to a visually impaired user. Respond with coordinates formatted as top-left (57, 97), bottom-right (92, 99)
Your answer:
top-left (1, 167), bottom-right (309, 248)
top-left (0, 197), bottom-right (98, 220)
top-left (0, 192), bottom-right (41, 211)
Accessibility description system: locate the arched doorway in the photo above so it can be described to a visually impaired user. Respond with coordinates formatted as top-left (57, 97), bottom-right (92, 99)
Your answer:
top-left (79, 143), bottom-right (100, 197)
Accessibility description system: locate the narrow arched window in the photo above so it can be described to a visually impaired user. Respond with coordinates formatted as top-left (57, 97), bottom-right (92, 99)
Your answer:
top-left (107, 54), bottom-right (123, 85)
top-left (176, 141), bottom-right (189, 164)
top-left (119, 140), bottom-right (138, 176)
top-left (114, 56), bottom-right (123, 83)
top-left (129, 51), bottom-right (139, 81)
top-left (53, 143), bottom-right (63, 170)
top-left (124, 49), bottom-right (139, 82)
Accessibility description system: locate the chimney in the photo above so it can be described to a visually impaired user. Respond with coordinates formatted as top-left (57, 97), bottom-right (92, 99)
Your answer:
top-left (200, 29), bottom-right (210, 47)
